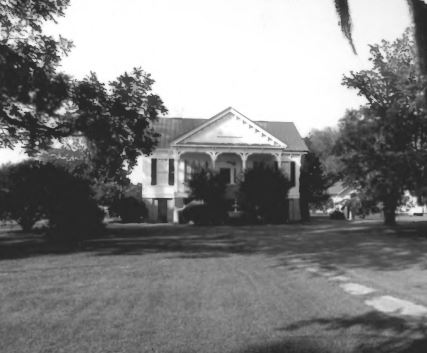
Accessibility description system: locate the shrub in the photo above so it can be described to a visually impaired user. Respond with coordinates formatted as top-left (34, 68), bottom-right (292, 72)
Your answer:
top-left (186, 169), bottom-right (228, 224)
top-left (329, 210), bottom-right (346, 220)
top-left (110, 196), bottom-right (147, 223)
top-left (0, 161), bottom-right (50, 231)
top-left (181, 203), bottom-right (210, 225)
top-left (44, 171), bottom-right (105, 239)
top-left (0, 160), bottom-right (104, 239)
top-left (239, 166), bottom-right (291, 224)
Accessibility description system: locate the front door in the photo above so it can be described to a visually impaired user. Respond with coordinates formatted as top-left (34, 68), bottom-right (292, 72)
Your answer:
top-left (157, 199), bottom-right (168, 223)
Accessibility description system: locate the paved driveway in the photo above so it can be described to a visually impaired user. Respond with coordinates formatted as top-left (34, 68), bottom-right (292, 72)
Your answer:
top-left (1, 217), bottom-right (427, 352)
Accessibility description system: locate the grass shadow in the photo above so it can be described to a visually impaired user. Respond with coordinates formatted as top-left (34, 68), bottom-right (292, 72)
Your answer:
top-left (1, 218), bottom-right (427, 275)
top-left (271, 311), bottom-right (427, 353)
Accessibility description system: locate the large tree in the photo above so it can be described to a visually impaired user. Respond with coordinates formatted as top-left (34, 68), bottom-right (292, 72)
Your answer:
top-left (336, 31), bottom-right (427, 225)
top-left (0, 0), bottom-right (166, 181)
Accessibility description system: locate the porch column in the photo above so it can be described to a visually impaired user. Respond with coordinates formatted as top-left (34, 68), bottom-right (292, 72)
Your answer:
top-left (273, 152), bottom-right (282, 166)
top-left (208, 151), bottom-right (219, 169)
top-left (239, 152), bottom-right (249, 170)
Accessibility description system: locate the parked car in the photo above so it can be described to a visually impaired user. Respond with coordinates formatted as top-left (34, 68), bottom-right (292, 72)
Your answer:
top-left (407, 206), bottom-right (424, 216)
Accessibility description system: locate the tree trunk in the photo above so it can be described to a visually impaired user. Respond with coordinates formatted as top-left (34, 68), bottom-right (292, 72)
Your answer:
top-left (383, 200), bottom-right (397, 226)
top-left (19, 218), bottom-right (34, 232)
top-left (300, 196), bottom-right (310, 221)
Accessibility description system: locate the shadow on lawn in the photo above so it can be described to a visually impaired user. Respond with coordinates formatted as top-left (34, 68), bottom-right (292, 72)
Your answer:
top-left (255, 311), bottom-right (427, 353)
top-left (232, 310), bottom-right (427, 353)
top-left (1, 218), bottom-right (427, 273)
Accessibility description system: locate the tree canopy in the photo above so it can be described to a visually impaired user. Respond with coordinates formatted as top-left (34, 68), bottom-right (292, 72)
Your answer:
top-left (305, 128), bottom-right (344, 184)
top-left (0, 0), bottom-right (167, 181)
top-left (335, 30), bottom-right (427, 225)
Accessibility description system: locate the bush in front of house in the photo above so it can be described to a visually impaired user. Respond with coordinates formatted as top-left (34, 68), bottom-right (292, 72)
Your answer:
top-left (238, 166), bottom-right (291, 224)
top-left (0, 160), bottom-right (105, 239)
top-left (43, 168), bottom-right (105, 239)
top-left (0, 160), bottom-right (50, 231)
top-left (186, 169), bottom-right (228, 225)
top-left (181, 203), bottom-right (210, 225)
top-left (110, 196), bottom-right (148, 223)
top-left (329, 210), bottom-right (346, 220)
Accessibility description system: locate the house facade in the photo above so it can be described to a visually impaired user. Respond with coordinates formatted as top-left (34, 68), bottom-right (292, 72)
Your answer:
top-left (139, 107), bottom-right (308, 223)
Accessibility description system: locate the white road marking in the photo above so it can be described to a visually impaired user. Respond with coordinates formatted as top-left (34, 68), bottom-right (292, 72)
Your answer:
top-left (305, 267), bottom-right (320, 273)
top-left (321, 271), bottom-right (339, 278)
top-left (301, 264), bottom-right (427, 318)
top-left (329, 275), bottom-right (350, 282)
top-left (340, 283), bottom-right (376, 295)
top-left (365, 296), bottom-right (427, 317)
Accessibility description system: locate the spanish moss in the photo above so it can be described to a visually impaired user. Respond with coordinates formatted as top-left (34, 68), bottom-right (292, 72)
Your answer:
top-left (334, 0), bottom-right (357, 54)
top-left (408, 0), bottom-right (427, 74)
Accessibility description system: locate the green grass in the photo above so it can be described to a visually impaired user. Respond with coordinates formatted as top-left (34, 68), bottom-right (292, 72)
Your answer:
top-left (1, 217), bottom-right (427, 353)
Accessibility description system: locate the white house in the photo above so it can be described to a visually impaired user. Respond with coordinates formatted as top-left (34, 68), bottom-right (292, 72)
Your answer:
top-left (137, 107), bottom-right (308, 223)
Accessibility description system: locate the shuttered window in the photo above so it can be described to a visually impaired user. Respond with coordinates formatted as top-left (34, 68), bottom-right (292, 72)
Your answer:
top-left (151, 158), bottom-right (157, 185)
top-left (168, 159), bottom-right (175, 185)
top-left (290, 161), bottom-right (296, 187)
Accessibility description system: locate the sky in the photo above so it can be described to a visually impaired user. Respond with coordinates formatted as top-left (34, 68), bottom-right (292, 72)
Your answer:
top-left (0, 0), bottom-right (412, 163)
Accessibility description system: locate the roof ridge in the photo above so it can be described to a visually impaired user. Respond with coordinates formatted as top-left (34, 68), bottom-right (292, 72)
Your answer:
top-left (158, 117), bottom-right (294, 124)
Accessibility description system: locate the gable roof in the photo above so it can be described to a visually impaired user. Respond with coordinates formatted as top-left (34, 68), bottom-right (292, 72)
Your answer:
top-left (171, 107), bottom-right (287, 148)
top-left (152, 112), bottom-right (308, 151)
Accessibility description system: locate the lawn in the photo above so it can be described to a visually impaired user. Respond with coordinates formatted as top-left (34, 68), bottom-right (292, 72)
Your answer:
top-left (1, 217), bottom-right (427, 353)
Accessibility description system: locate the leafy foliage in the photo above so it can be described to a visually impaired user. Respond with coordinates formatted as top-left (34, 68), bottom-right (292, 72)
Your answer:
top-left (186, 169), bottom-right (228, 224)
top-left (70, 69), bottom-right (166, 181)
top-left (336, 31), bottom-right (427, 225)
top-left (239, 166), bottom-right (291, 224)
top-left (329, 209), bottom-right (346, 220)
top-left (299, 149), bottom-right (330, 220)
top-left (0, 161), bottom-right (46, 230)
top-left (39, 145), bottom-right (148, 224)
top-left (181, 203), bottom-right (211, 226)
top-left (0, 0), bottom-right (167, 181)
top-left (0, 160), bottom-right (104, 238)
top-left (306, 128), bottom-right (343, 183)
top-left (110, 196), bottom-right (147, 223)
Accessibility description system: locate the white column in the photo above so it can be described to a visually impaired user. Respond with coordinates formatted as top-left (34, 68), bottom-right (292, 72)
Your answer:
top-left (274, 152), bottom-right (282, 166)
top-left (288, 154), bottom-right (301, 198)
top-left (240, 152), bottom-right (248, 170)
top-left (208, 151), bottom-right (219, 170)
top-left (178, 159), bottom-right (185, 192)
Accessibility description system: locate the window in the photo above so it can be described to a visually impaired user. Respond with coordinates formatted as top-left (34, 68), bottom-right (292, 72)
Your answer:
top-left (151, 158), bottom-right (157, 185)
top-left (219, 168), bottom-right (231, 184)
top-left (290, 161), bottom-right (296, 186)
top-left (168, 159), bottom-right (175, 185)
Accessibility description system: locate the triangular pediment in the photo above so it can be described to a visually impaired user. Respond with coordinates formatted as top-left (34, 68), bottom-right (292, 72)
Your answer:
top-left (172, 108), bottom-right (286, 147)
